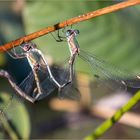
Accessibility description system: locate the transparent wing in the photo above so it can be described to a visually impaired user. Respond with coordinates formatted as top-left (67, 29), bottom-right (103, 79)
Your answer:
top-left (58, 83), bottom-right (81, 101)
top-left (0, 72), bottom-right (25, 121)
top-left (18, 64), bottom-right (57, 100)
top-left (55, 61), bottom-right (81, 100)
top-left (79, 50), bottom-right (140, 91)
top-left (19, 71), bottom-right (36, 96)
top-left (35, 65), bottom-right (60, 100)
top-left (0, 67), bottom-right (56, 121)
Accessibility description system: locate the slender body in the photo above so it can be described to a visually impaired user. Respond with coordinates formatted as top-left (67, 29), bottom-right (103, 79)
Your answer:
top-left (65, 29), bottom-right (140, 91)
top-left (66, 30), bottom-right (80, 83)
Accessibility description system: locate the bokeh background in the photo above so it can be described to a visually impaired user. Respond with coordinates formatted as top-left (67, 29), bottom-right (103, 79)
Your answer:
top-left (0, 0), bottom-right (140, 139)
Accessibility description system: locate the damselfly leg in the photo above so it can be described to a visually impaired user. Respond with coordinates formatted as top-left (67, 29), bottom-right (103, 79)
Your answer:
top-left (0, 70), bottom-right (36, 102)
top-left (51, 24), bottom-right (73, 42)
top-left (51, 30), bottom-right (66, 42)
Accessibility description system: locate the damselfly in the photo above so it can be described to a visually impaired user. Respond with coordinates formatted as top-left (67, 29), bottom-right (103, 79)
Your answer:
top-left (0, 42), bottom-right (79, 104)
top-left (63, 29), bottom-right (140, 91)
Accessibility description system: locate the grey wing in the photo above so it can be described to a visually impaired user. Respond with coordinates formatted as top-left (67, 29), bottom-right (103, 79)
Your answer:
top-left (58, 83), bottom-right (81, 101)
top-left (19, 71), bottom-right (35, 96)
top-left (32, 64), bottom-right (59, 100)
top-left (79, 50), bottom-right (140, 91)
top-left (33, 64), bottom-right (71, 100)
top-left (54, 62), bottom-right (81, 100)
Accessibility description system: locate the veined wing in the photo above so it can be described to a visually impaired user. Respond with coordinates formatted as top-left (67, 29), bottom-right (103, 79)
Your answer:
top-left (55, 61), bottom-right (81, 100)
top-left (79, 50), bottom-right (140, 91)
top-left (19, 71), bottom-right (36, 96)
top-left (58, 82), bottom-right (81, 101)
top-left (19, 64), bottom-right (57, 100)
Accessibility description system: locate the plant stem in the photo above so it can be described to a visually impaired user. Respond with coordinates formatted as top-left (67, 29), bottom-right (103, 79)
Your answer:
top-left (0, 113), bottom-right (18, 140)
top-left (0, 0), bottom-right (140, 52)
top-left (84, 90), bottom-right (140, 140)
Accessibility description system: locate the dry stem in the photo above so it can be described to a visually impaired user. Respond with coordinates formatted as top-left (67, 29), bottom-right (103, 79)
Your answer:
top-left (0, 0), bottom-right (140, 52)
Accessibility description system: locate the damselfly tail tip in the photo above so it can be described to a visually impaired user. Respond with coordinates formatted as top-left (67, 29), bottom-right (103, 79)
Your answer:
top-left (121, 80), bottom-right (126, 85)
top-left (136, 75), bottom-right (140, 79)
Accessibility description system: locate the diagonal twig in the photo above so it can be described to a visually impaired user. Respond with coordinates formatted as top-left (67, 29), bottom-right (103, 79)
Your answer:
top-left (0, 0), bottom-right (140, 52)
top-left (84, 90), bottom-right (140, 140)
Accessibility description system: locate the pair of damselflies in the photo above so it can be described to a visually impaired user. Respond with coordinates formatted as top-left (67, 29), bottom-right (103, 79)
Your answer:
top-left (0, 29), bottom-right (140, 105)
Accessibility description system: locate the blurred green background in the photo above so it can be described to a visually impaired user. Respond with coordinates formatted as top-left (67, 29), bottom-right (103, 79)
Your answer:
top-left (0, 0), bottom-right (140, 139)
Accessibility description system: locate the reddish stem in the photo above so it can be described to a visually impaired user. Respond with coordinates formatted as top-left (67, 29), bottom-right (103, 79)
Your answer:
top-left (0, 0), bottom-right (140, 52)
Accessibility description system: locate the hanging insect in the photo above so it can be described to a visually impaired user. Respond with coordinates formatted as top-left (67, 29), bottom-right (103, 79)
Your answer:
top-left (56, 29), bottom-right (140, 92)
top-left (0, 42), bottom-right (74, 103)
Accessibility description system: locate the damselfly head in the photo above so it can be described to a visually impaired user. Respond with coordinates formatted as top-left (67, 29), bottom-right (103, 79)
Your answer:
top-left (22, 42), bottom-right (36, 51)
top-left (74, 29), bottom-right (80, 35)
top-left (66, 29), bottom-right (80, 37)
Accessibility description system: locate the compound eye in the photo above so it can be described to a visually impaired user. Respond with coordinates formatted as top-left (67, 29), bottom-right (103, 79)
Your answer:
top-left (75, 30), bottom-right (80, 35)
top-left (66, 30), bottom-right (72, 36)
top-left (23, 44), bottom-right (30, 51)
top-left (32, 42), bottom-right (37, 48)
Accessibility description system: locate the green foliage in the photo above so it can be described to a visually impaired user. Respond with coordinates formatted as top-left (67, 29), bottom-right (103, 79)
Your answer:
top-left (23, 1), bottom-right (140, 74)
top-left (0, 54), bottom-right (6, 66)
top-left (0, 1), bottom-right (31, 139)
top-left (84, 90), bottom-right (140, 140)
top-left (0, 92), bottom-right (30, 139)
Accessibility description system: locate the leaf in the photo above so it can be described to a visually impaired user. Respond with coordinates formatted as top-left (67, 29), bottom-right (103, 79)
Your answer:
top-left (0, 54), bottom-right (6, 66)
top-left (0, 92), bottom-right (30, 139)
